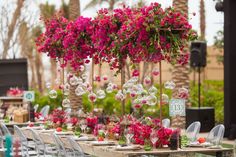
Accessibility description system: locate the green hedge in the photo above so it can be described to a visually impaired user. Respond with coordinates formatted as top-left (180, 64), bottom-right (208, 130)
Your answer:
top-left (190, 80), bottom-right (224, 123)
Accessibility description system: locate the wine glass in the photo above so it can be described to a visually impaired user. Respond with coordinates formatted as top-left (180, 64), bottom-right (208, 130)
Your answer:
top-left (124, 128), bottom-right (134, 145)
top-left (79, 120), bottom-right (87, 134)
top-left (150, 129), bottom-right (158, 148)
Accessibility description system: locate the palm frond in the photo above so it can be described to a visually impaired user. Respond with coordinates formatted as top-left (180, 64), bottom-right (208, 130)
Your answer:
top-left (83, 0), bottom-right (101, 11)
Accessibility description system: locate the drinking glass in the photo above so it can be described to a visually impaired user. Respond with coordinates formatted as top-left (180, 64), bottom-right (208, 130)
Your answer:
top-left (124, 128), bottom-right (134, 145)
top-left (79, 120), bottom-right (87, 134)
top-left (150, 129), bottom-right (158, 148)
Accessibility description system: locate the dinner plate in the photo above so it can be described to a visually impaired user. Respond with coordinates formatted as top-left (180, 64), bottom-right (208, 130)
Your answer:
top-left (91, 141), bottom-right (115, 146)
top-left (27, 126), bottom-right (44, 130)
top-left (73, 136), bottom-right (95, 141)
top-left (39, 129), bottom-right (55, 133)
top-left (55, 131), bottom-right (74, 135)
top-left (115, 145), bottom-right (142, 151)
top-left (188, 142), bottom-right (212, 147)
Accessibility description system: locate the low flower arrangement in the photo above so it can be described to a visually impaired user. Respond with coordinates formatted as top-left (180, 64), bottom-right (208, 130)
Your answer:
top-left (6, 87), bottom-right (23, 97)
top-left (109, 115), bottom-right (173, 148)
top-left (49, 109), bottom-right (67, 127)
top-left (86, 116), bottom-right (98, 133)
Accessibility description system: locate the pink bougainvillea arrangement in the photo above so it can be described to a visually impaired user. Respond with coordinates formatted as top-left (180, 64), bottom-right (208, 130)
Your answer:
top-left (36, 3), bottom-right (197, 72)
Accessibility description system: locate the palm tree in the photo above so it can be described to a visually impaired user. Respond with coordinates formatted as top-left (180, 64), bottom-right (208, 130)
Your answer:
top-left (67, 0), bottom-right (82, 114)
top-left (69, 0), bottom-right (80, 20)
top-left (200, 0), bottom-right (206, 81)
top-left (2, 0), bottom-right (25, 59)
top-left (18, 22), bottom-right (35, 88)
top-left (200, 0), bottom-right (205, 41)
top-left (84, 0), bottom-right (119, 11)
top-left (171, 0), bottom-right (189, 128)
top-left (18, 22), bottom-right (45, 92)
top-left (32, 26), bottom-right (44, 93)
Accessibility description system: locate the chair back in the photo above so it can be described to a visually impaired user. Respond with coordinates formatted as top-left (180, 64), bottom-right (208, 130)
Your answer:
top-left (40, 105), bottom-right (50, 117)
top-left (207, 124), bottom-right (225, 146)
top-left (14, 125), bottom-right (27, 144)
top-left (57, 107), bottom-right (62, 110)
top-left (162, 118), bottom-right (170, 128)
top-left (186, 121), bottom-right (201, 142)
top-left (67, 137), bottom-right (85, 156)
top-left (34, 104), bottom-right (39, 112)
top-left (52, 133), bottom-right (67, 155)
top-left (29, 129), bottom-right (44, 145)
top-left (0, 129), bottom-right (4, 148)
top-left (0, 122), bottom-right (11, 136)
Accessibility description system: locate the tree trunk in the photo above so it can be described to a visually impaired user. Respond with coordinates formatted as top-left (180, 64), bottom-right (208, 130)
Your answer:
top-left (150, 63), bottom-right (154, 85)
top-left (69, 0), bottom-right (80, 20)
top-left (171, 0), bottom-right (189, 129)
top-left (200, 0), bottom-right (206, 41)
top-left (141, 63), bottom-right (149, 84)
top-left (109, 0), bottom-right (115, 11)
top-left (200, 0), bottom-right (206, 82)
top-left (35, 52), bottom-right (44, 93)
top-left (125, 61), bottom-right (131, 80)
top-left (29, 57), bottom-right (36, 89)
top-left (68, 0), bottom-right (82, 114)
top-left (2, 0), bottom-right (24, 59)
top-left (50, 59), bottom-right (57, 88)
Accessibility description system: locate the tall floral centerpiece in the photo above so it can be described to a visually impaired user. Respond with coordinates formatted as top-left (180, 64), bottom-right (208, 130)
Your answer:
top-left (111, 3), bottom-right (197, 118)
top-left (36, 14), bottom-right (96, 110)
top-left (91, 3), bottom-right (197, 117)
top-left (36, 3), bottom-right (197, 118)
top-left (92, 7), bottom-right (134, 114)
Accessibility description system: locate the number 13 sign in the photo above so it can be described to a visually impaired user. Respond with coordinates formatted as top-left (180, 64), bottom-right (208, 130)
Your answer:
top-left (169, 99), bottom-right (186, 117)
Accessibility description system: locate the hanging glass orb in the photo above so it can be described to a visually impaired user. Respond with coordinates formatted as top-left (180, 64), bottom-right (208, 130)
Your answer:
top-left (48, 90), bottom-right (57, 99)
top-left (75, 86), bottom-right (86, 96)
top-left (88, 92), bottom-right (97, 102)
top-left (147, 95), bottom-right (157, 106)
top-left (69, 75), bottom-right (79, 86)
top-left (62, 98), bottom-right (71, 108)
top-left (46, 82), bottom-right (51, 89)
top-left (161, 94), bottom-right (169, 105)
top-left (96, 89), bottom-right (106, 99)
top-left (144, 76), bottom-right (151, 86)
top-left (148, 86), bottom-right (158, 95)
top-left (164, 81), bottom-right (176, 90)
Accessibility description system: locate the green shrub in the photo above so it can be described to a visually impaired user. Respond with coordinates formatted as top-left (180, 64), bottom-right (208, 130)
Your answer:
top-left (32, 90), bottom-right (63, 112)
top-left (32, 80), bottom-right (224, 123)
top-left (190, 80), bottom-right (224, 123)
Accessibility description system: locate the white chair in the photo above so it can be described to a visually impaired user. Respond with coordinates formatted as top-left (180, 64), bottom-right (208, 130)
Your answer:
top-left (14, 125), bottom-right (37, 157)
top-left (67, 137), bottom-right (91, 157)
top-left (34, 104), bottom-right (39, 112)
top-left (162, 118), bottom-right (170, 128)
top-left (52, 133), bottom-right (74, 157)
top-left (185, 121), bottom-right (201, 142)
top-left (207, 124), bottom-right (225, 146)
top-left (0, 129), bottom-right (5, 152)
top-left (40, 105), bottom-right (50, 118)
top-left (29, 128), bottom-right (58, 156)
top-left (57, 107), bottom-right (62, 110)
top-left (0, 122), bottom-right (11, 136)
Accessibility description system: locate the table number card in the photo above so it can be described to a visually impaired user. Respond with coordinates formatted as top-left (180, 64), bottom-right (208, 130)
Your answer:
top-left (23, 91), bottom-right (35, 102)
top-left (169, 99), bottom-right (186, 117)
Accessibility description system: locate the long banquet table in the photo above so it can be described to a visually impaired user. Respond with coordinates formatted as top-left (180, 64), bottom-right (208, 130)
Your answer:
top-left (21, 128), bottom-right (234, 157)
